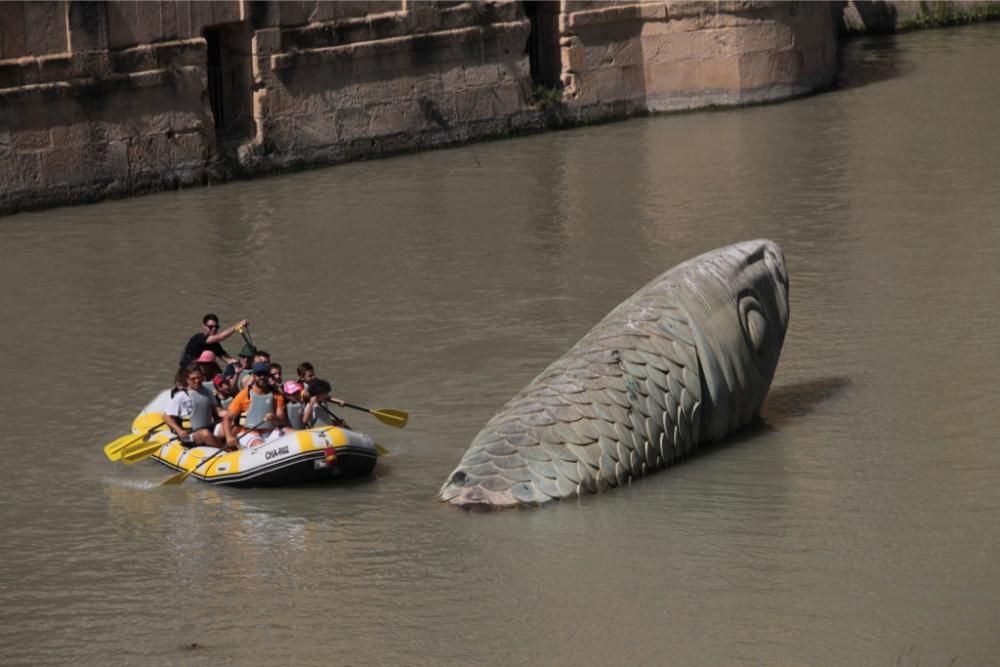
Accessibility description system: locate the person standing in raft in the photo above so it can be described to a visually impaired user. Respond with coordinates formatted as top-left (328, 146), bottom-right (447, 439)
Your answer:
top-left (178, 313), bottom-right (248, 369)
top-left (162, 366), bottom-right (223, 448)
top-left (223, 362), bottom-right (288, 448)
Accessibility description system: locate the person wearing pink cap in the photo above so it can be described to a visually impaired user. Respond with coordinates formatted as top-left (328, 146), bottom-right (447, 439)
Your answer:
top-left (194, 349), bottom-right (222, 386)
top-left (282, 380), bottom-right (306, 430)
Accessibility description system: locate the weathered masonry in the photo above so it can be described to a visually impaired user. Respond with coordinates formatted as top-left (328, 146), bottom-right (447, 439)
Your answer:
top-left (0, 1), bottom-right (980, 216)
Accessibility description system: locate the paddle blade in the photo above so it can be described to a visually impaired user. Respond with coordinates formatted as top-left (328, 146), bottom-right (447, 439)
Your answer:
top-left (375, 444), bottom-right (391, 457)
top-left (104, 417), bottom-right (166, 461)
top-left (120, 439), bottom-right (168, 464)
top-left (161, 470), bottom-right (192, 485)
top-left (372, 409), bottom-right (408, 428)
top-left (103, 433), bottom-right (143, 461)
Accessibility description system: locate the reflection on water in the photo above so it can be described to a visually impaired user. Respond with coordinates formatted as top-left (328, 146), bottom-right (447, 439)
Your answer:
top-left (1, 23), bottom-right (999, 667)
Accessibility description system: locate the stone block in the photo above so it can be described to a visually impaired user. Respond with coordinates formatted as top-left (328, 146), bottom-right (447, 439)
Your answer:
top-left (610, 36), bottom-right (643, 68)
top-left (0, 62), bottom-right (21, 89)
top-left (260, 117), bottom-right (297, 151)
top-left (43, 140), bottom-right (128, 186)
top-left (127, 132), bottom-right (204, 176)
top-left (173, 1), bottom-right (193, 36)
top-left (154, 39), bottom-right (205, 69)
top-left (334, 104), bottom-right (368, 142)
top-left (566, 70), bottom-right (600, 106)
top-left (208, 2), bottom-right (243, 26)
top-left (169, 130), bottom-right (208, 166)
top-left (2, 152), bottom-right (43, 191)
top-left (410, 73), bottom-right (445, 99)
top-left (107, 2), bottom-right (162, 49)
top-left (490, 81), bottom-right (525, 116)
top-left (369, 1), bottom-right (404, 15)
top-left (464, 63), bottom-right (499, 87)
top-left (583, 43), bottom-right (613, 71)
top-left (50, 123), bottom-right (92, 147)
top-left (0, 3), bottom-right (27, 59)
top-left (23, 2), bottom-right (69, 56)
top-left (278, 2), bottom-right (315, 27)
top-left (19, 59), bottom-right (42, 86)
top-left (454, 86), bottom-right (492, 122)
top-left (111, 45), bottom-right (157, 74)
top-left (561, 37), bottom-right (585, 74)
top-left (645, 59), bottom-right (690, 94)
top-left (370, 11), bottom-right (410, 41)
top-left (366, 98), bottom-right (420, 136)
top-left (13, 128), bottom-right (52, 152)
top-left (252, 28), bottom-right (281, 83)
top-left (291, 111), bottom-right (340, 148)
top-left (441, 64), bottom-right (465, 91)
top-left (738, 48), bottom-right (802, 88)
top-left (594, 65), bottom-right (642, 104)
top-left (715, 23), bottom-right (795, 55)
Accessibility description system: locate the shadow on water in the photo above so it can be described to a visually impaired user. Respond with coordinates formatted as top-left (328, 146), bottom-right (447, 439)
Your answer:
top-left (684, 376), bottom-right (852, 462)
top-left (762, 376), bottom-right (852, 426)
top-left (836, 34), bottom-right (913, 91)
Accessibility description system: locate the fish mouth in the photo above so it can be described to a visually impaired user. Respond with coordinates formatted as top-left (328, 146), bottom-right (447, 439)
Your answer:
top-left (446, 485), bottom-right (519, 511)
top-left (439, 471), bottom-right (520, 510)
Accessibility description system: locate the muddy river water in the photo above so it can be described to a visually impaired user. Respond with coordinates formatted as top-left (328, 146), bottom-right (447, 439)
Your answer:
top-left (1, 24), bottom-right (998, 667)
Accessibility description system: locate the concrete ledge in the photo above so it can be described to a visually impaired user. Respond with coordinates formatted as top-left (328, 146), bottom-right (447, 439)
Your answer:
top-left (0, 66), bottom-right (203, 104)
top-left (271, 20), bottom-right (529, 71)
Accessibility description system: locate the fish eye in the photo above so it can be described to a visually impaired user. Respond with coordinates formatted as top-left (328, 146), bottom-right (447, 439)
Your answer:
top-left (738, 292), bottom-right (767, 354)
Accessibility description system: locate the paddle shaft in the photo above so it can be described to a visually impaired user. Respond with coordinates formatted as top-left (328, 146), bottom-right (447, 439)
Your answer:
top-left (162, 419), bottom-right (269, 485)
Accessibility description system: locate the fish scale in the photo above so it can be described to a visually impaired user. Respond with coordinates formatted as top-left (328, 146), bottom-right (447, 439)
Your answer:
top-left (438, 240), bottom-right (790, 508)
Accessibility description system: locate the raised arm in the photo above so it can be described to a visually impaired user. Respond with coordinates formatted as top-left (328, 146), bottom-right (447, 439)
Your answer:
top-left (206, 318), bottom-right (249, 345)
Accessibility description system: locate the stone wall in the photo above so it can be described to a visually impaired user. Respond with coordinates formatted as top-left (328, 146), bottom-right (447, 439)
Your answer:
top-left (558, 1), bottom-right (838, 121)
top-left (0, 1), bottom-right (848, 216)
top-left (842, 0), bottom-right (1000, 33)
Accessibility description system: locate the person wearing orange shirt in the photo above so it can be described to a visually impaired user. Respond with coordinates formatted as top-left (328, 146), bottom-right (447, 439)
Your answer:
top-left (223, 362), bottom-right (287, 449)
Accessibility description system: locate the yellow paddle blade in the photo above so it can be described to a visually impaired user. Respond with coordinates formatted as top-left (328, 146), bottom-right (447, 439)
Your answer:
top-left (120, 438), bottom-right (168, 464)
top-left (103, 433), bottom-right (142, 461)
top-left (372, 409), bottom-right (408, 428)
top-left (132, 412), bottom-right (165, 432)
top-left (103, 420), bottom-right (166, 461)
top-left (375, 444), bottom-right (391, 457)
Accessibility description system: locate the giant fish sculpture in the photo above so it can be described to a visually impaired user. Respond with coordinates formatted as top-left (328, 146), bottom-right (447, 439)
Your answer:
top-left (438, 239), bottom-right (790, 509)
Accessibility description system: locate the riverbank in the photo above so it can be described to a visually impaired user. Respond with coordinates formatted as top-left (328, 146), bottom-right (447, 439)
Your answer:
top-left (0, 0), bottom-right (997, 217)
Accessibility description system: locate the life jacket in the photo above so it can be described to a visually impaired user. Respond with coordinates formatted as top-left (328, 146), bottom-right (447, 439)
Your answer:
top-left (187, 386), bottom-right (216, 432)
top-left (286, 401), bottom-right (305, 430)
top-left (309, 403), bottom-right (336, 427)
top-left (244, 387), bottom-right (277, 431)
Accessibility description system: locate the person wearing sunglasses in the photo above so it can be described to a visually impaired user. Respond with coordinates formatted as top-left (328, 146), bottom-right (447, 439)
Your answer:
top-left (178, 312), bottom-right (248, 369)
top-left (223, 362), bottom-right (288, 449)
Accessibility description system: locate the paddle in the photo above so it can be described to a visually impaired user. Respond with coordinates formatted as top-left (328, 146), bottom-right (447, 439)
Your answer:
top-left (316, 403), bottom-right (391, 458)
top-left (160, 418), bottom-right (270, 485)
top-left (330, 401), bottom-right (408, 428)
top-left (236, 323), bottom-right (254, 348)
top-left (119, 434), bottom-right (172, 464)
top-left (160, 446), bottom-right (226, 486)
top-left (103, 414), bottom-right (166, 461)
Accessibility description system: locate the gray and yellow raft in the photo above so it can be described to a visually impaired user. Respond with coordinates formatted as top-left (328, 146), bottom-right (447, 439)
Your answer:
top-left (131, 390), bottom-right (379, 487)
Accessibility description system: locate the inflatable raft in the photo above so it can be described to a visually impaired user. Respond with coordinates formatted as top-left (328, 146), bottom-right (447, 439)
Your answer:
top-left (129, 390), bottom-right (379, 487)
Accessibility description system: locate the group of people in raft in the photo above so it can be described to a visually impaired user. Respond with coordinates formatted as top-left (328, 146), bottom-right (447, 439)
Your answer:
top-left (171, 313), bottom-right (348, 450)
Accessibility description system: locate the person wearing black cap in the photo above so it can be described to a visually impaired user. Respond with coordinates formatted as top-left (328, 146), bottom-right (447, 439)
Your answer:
top-left (179, 313), bottom-right (249, 369)
top-left (223, 361), bottom-right (287, 449)
top-left (226, 343), bottom-right (257, 389)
